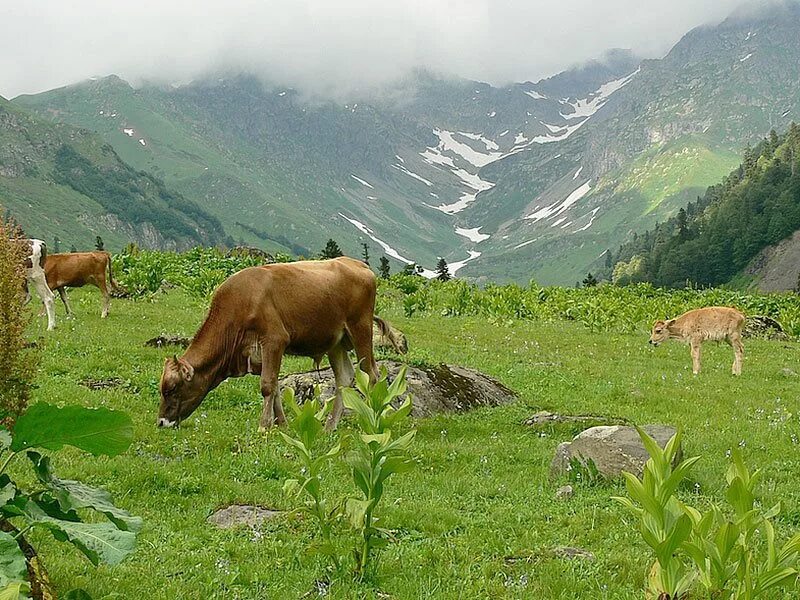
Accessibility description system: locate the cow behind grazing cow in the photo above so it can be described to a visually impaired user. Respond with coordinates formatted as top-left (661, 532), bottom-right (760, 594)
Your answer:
top-left (649, 306), bottom-right (745, 375)
top-left (23, 239), bottom-right (56, 331)
top-left (158, 257), bottom-right (382, 432)
top-left (44, 251), bottom-right (119, 318)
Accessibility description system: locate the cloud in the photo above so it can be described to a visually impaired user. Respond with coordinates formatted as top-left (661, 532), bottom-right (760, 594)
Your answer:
top-left (1, 0), bottom-right (761, 99)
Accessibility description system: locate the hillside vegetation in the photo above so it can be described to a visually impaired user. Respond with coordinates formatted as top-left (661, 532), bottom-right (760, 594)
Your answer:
top-left (608, 124), bottom-right (800, 288)
top-left (0, 96), bottom-right (228, 250)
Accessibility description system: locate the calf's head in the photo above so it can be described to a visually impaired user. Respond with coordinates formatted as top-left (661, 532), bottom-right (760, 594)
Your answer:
top-left (649, 319), bottom-right (674, 346)
top-left (158, 356), bottom-right (203, 427)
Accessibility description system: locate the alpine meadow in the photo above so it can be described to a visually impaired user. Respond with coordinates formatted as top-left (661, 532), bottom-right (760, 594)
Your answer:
top-left (3, 1), bottom-right (800, 599)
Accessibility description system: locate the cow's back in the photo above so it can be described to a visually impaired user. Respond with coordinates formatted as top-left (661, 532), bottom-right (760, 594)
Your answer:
top-left (678, 306), bottom-right (745, 340)
top-left (213, 258), bottom-right (376, 346)
top-left (45, 251), bottom-right (109, 288)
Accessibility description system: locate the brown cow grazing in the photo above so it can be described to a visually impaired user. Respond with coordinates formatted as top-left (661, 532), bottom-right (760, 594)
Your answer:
top-left (649, 306), bottom-right (745, 375)
top-left (158, 257), bottom-right (381, 432)
top-left (44, 251), bottom-right (119, 318)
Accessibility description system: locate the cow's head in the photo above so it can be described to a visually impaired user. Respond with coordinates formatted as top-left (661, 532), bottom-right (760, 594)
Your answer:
top-left (158, 356), bottom-right (203, 427)
top-left (649, 319), bottom-right (673, 346)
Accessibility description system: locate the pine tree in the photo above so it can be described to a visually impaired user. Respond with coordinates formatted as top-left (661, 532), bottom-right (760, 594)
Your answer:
top-left (53, 236), bottom-right (60, 253)
top-left (604, 250), bottom-right (613, 269)
top-left (361, 242), bottom-right (370, 265)
top-left (69, 245), bottom-right (77, 253)
top-left (378, 256), bottom-right (390, 279)
top-left (320, 238), bottom-right (343, 259)
top-left (582, 272), bottom-right (598, 287)
top-left (95, 236), bottom-right (104, 251)
top-left (401, 263), bottom-right (417, 276)
top-left (435, 258), bottom-right (451, 281)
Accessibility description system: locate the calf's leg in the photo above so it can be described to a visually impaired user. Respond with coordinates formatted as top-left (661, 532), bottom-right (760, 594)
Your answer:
top-left (30, 272), bottom-right (56, 331)
top-left (730, 334), bottom-right (744, 376)
top-left (97, 280), bottom-right (110, 318)
top-left (690, 340), bottom-right (702, 375)
top-left (258, 342), bottom-right (285, 432)
top-left (326, 341), bottom-right (356, 431)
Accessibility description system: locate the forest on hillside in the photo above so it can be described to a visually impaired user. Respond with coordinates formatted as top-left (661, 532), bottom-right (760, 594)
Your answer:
top-left (606, 123), bottom-right (800, 288)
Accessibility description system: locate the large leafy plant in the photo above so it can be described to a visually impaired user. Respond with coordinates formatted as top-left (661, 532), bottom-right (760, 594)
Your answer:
top-left (0, 403), bottom-right (140, 599)
top-left (614, 427), bottom-right (800, 599)
top-left (281, 367), bottom-right (415, 580)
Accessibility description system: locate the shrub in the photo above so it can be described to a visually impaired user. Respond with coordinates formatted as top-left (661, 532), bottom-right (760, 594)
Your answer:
top-left (0, 216), bottom-right (34, 425)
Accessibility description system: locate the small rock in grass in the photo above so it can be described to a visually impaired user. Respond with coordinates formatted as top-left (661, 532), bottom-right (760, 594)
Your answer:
top-left (555, 485), bottom-right (574, 500)
top-left (208, 504), bottom-right (280, 529)
top-left (782, 368), bottom-right (797, 378)
top-left (552, 546), bottom-right (595, 561)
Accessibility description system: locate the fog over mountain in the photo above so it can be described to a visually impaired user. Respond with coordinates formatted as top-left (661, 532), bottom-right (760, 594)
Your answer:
top-left (1, 0), bottom-right (762, 99)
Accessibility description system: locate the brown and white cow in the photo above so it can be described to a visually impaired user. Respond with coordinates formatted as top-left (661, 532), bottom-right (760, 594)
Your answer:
top-left (158, 257), bottom-right (381, 432)
top-left (649, 306), bottom-right (745, 375)
top-left (23, 239), bottom-right (56, 331)
top-left (44, 251), bottom-right (119, 318)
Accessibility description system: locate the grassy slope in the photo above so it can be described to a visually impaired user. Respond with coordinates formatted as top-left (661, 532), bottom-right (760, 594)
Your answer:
top-left (21, 288), bottom-right (800, 599)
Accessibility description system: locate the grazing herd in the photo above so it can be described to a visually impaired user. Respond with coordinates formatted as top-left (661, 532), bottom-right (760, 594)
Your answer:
top-left (21, 241), bottom-right (746, 430)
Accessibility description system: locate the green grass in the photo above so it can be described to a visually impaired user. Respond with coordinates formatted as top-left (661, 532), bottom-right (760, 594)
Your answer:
top-left (20, 288), bottom-right (800, 599)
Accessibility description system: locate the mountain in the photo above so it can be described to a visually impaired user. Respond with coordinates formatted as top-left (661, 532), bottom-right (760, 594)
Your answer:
top-left (0, 95), bottom-right (227, 250)
top-left (607, 124), bottom-right (800, 289)
top-left (11, 2), bottom-right (800, 281)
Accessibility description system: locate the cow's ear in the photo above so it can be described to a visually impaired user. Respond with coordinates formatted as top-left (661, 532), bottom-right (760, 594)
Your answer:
top-left (665, 318), bottom-right (676, 327)
top-left (177, 358), bottom-right (194, 382)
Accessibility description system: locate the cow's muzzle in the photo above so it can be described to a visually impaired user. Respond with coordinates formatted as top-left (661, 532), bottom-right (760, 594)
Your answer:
top-left (649, 340), bottom-right (659, 346)
top-left (157, 418), bottom-right (177, 428)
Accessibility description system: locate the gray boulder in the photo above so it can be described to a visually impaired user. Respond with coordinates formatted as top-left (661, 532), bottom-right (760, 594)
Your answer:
top-left (208, 505), bottom-right (280, 529)
top-left (279, 360), bottom-right (516, 417)
top-left (551, 425), bottom-right (680, 479)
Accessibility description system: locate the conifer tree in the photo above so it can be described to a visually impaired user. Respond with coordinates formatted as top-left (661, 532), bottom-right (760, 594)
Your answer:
top-left (435, 258), bottom-right (451, 281)
top-left (320, 238), bottom-right (343, 259)
top-left (378, 256), bottom-right (390, 279)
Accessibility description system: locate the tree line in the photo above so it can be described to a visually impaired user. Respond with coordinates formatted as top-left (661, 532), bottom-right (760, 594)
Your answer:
top-left (603, 123), bottom-right (800, 288)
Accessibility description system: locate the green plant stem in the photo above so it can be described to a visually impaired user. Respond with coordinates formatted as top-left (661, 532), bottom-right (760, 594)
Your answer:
top-left (13, 524), bottom-right (33, 541)
top-left (0, 451), bottom-right (18, 475)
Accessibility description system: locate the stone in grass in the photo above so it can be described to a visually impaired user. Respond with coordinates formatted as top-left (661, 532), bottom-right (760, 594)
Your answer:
top-left (550, 425), bottom-right (680, 479)
top-left (208, 504), bottom-right (281, 529)
top-left (554, 485), bottom-right (574, 500)
top-left (525, 411), bottom-right (629, 428)
top-left (280, 360), bottom-right (516, 418)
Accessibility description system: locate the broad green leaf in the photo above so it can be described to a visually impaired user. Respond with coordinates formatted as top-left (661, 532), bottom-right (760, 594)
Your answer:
top-left (0, 482), bottom-right (15, 511)
top-left (37, 515), bottom-right (137, 566)
top-left (341, 389), bottom-right (376, 433)
top-left (0, 581), bottom-right (31, 600)
top-left (386, 367), bottom-right (408, 401)
top-left (636, 427), bottom-right (667, 474)
top-left (345, 498), bottom-right (372, 529)
top-left (27, 452), bottom-right (141, 532)
top-left (0, 532), bottom-right (28, 589)
top-left (12, 404), bottom-right (133, 457)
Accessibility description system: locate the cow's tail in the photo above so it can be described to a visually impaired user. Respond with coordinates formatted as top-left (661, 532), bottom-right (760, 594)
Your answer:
top-left (106, 253), bottom-right (121, 292)
top-left (373, 316), bottom-right (406, 355)
top-left (38, 240), bottom-right (47, 269)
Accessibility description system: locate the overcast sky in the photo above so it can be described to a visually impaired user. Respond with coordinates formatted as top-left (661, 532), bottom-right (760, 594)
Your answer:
top-left (1, 0), bottom-right (760, 100)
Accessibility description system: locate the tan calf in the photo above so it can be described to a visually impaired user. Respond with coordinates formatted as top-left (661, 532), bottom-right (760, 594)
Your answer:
top-left (649, 306), bottom-right (745, 375)
top-left (44, 251), bottom-right (119, 318)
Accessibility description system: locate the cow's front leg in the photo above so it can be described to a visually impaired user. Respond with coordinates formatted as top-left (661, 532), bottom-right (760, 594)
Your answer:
top-left (57, 288), bottom-right (73, 316)
top-left (690, 340), bottom-right (701, 375)
top-left (258, 341), bottom-right (285, 432)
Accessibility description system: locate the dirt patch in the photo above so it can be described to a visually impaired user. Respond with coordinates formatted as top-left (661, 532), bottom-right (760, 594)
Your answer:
top-left (144, 335), bottom-right (193, 348)
top-left (207, 504), bottom-right (281, 529)
top-left (79, 377), bottom-right (124, 390)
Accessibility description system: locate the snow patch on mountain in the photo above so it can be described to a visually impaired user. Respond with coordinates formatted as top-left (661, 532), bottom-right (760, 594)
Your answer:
top-left (526, 181), bottom-right (592, 222)
top-left (454, 227), bottom-right (490, 243)
top-left (392, 164), bottom-right (432, 186)
top-left (350, 174), bottom-right (374, 189)
top-left (559, 69), bottom-right (638, 121)
top-left (740, 53), bottom-right (753, 62)
top-left (573, 207), bottom-right (601, 232)
top-left (525, 90), bottom-right (547, 100)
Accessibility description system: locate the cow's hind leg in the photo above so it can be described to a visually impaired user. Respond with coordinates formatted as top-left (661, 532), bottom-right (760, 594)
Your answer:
top-left (348, 316), bottom-right (379, 384)
top-left (258, 341), bottom-right (286, 432)
top-left (730, 333), bottom-right (744, 376)
top-left (30, 273), bottom-right (55, 331)
top-left (690, 339), bottom-right (702, 375)
top-left (326, 341), bottom-right (356, 431)
top-left (96, 279), bottom-right (110, 318)
top-left (57, 288), bottom-right (73, 316)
